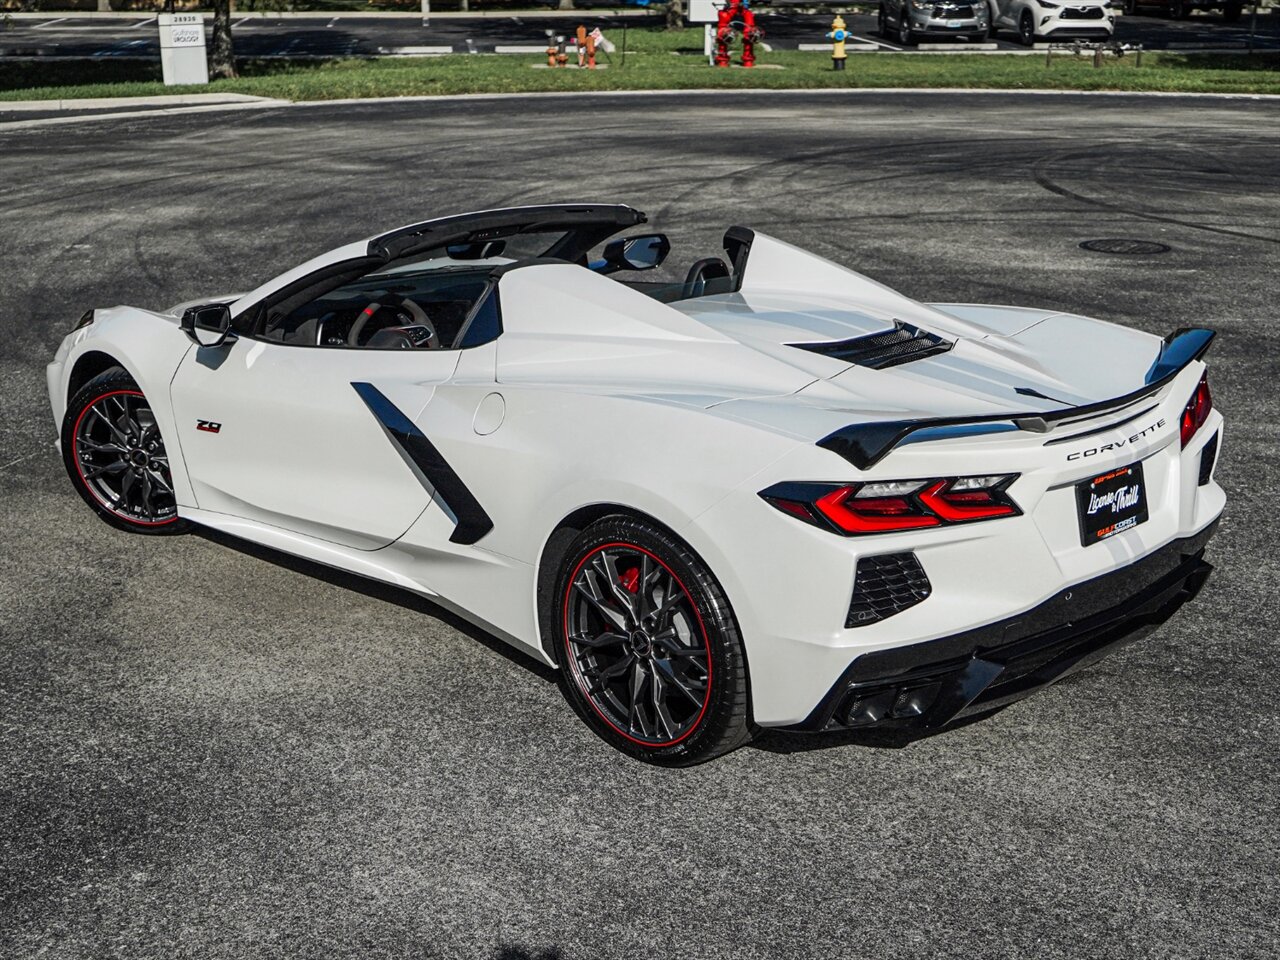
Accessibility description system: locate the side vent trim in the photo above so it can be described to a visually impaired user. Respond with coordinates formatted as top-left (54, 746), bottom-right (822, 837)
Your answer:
top-left (352, 382), bottom-right (494, 545)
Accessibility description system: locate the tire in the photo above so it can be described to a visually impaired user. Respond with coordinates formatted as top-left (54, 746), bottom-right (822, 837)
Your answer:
top-left (878, 4), bottom-right (890, 36)
top-left (1019, 9), bottom-right (1036, 44)
top-left (1123, 0), bottom-right (1136, 14)
top-left (898, 13), bottom-right (917, 45)
top-left (1169, 0), bottom-right (1188, 17)
top-left (61, 367), bottom-right (190, 535)
top-left (553, 516), bottom-right (752, 766)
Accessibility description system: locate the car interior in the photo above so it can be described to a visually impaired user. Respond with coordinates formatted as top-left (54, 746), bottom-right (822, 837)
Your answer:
top-left (253, 225), bottom-right (739, 351)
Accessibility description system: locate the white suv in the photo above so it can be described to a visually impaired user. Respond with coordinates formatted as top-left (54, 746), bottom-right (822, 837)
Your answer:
top-left (989, 0), bottom-right (1115, 44)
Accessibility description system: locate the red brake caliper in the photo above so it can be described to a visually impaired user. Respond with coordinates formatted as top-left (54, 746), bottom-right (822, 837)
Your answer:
top-left (619, 567), bottom-right (640, 594)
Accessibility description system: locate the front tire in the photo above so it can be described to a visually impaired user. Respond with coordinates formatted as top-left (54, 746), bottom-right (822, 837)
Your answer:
top-left (553, 516), bottom-right (752, 766)
top-left (1019, 9), bottom-right (1037, 43)
top-left (61, 368), bottom-right (190, 535)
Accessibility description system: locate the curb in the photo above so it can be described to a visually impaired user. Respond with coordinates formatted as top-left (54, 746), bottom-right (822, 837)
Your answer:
top-left (0, 92), bottom-right (281, 112)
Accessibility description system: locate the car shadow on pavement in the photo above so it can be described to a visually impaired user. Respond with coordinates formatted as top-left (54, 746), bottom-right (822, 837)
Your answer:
top-left (749, 708), bottom-right (1006, 754)
top-left (194, 526), bottom-right (559, 685)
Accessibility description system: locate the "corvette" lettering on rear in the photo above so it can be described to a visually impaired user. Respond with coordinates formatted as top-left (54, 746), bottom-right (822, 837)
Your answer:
top-left (1066, 418), bottom-right (1166, 461)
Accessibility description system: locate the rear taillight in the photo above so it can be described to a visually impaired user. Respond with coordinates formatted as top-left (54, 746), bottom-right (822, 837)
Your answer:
top-left (1180, 374), bottom-right (1212, 448)
top-left (761, 475), bottom-right (1020, 536)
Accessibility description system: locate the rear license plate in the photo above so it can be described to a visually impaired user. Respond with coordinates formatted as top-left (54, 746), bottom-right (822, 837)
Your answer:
top-left (1076, 461), bottom-right (1149, 547)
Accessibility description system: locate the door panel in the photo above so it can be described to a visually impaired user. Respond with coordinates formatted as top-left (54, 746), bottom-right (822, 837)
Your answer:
top-left (170, 338), bottom-right (461, 550)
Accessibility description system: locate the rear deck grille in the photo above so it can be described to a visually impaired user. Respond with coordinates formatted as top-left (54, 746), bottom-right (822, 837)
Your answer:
top-left (791, 322), bottom-right (953, 370)
top-left (847, 553), bottom-right (932, 628)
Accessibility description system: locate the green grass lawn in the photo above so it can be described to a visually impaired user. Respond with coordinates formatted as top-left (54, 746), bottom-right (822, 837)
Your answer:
top-left (2, 28), bottom-right (1278, 101)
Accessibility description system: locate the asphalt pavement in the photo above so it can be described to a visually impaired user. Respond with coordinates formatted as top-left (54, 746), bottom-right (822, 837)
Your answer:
top-left (1, 91), bottom-right (1278, 959)
top-left (1, 9), bottom-right (1276, 57)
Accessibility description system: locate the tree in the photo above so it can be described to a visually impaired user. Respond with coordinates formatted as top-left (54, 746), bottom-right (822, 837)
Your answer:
top-left (210, 0), bottom-right (236, 79)
top-left (665, 0), bottom-right (684, 29)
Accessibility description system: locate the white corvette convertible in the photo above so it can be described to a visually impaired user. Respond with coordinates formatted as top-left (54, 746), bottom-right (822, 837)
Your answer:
top-left (47, 204), bottom-right (1223, 764)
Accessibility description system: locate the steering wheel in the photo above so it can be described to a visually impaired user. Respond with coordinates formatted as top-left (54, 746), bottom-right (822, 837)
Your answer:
top-left (348, 297), bottom-right (439, 348)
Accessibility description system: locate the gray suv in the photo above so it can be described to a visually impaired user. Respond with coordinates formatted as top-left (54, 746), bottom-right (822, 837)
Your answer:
top-left (879, 0), bottom-right (992, 43)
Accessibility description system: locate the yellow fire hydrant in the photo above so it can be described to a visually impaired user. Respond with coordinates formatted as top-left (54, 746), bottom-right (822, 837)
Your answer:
top-left (826, 15), bottom-right (852, 71)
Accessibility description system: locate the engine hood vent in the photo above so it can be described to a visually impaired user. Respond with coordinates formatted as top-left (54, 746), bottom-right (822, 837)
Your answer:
top-left (788, 321), bottom-right (953, 370)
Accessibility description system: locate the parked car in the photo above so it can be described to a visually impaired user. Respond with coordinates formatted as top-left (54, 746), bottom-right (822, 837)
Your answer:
top-left (879, 0), bottom-right (991, 44)
top-left (990, 0), bottom-right (1115, 44)
top-left (48, 204), bottom-right (1224, 765)
top-left (1122, 0), bottom-right (1243, 20)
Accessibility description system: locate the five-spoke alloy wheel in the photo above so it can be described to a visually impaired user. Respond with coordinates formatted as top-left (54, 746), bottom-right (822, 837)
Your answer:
top-left (62, 368), bottom-right (189, 535)
top-left (555, 517), bottom-right (751, 765)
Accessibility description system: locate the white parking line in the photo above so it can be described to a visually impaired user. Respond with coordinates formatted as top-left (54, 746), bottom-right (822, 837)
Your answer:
top-left (233, 17), bottom-right (253, 28)
top-left (326, 17), bottom-right (337, 27)
top-left (855, 33), bottom-right (903, 51)
top-left (32, 18), bottom-right (68, 28)
top-left (131, 17), bottom-right (157, 29)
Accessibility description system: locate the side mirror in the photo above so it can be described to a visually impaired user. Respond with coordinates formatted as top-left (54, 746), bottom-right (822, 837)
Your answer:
top-left (181, 303), bottom-right (237, 348)
top-left (600, 233), bottom-right (671, 274)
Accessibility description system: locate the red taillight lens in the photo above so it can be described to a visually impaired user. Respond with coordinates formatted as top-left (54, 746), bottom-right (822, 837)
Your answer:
top-left (918, 480), bottom-right (1018, 522)
top-left (761, 475), bottom-right (1020, 536)
top-left (814, 487), bottom-right (941, 534)
top-left (1180, 374), bottom-right (1212, 448)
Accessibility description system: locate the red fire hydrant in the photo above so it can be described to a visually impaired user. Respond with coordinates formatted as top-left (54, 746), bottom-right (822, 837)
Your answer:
top-left (715, 0), bottom-right (763, 68)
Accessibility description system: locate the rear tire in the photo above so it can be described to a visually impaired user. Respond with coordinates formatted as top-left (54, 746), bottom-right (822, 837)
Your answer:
top-left (1169, 0), bottom-right (1189, 17)
top-left (61, 368), bottom-right (190, 536)
top-left (896, 4), bottom-right (918, 45)
top-left (1123, 0), bottom-right (1137, 14)
top-left (552, 516), bottom-right (752, 766)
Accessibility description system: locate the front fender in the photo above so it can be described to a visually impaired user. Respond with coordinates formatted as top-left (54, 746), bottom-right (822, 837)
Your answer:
top-left (49, 306), bottom-right (196, 507)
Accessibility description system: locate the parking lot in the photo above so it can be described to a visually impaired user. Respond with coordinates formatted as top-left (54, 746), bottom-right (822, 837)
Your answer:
top-left (2, 90), bottom-right (1278, 958)
top-left (1, 8), bottom-right (1276, 58)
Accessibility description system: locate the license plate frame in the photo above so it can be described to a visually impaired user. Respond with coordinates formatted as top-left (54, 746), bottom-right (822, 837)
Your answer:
top-left (1075, 461), bottom-right (1149, 547)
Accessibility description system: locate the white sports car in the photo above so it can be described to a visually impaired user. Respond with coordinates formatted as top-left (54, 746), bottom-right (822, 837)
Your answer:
top-left (47, 204), bottom-right (1223, 765)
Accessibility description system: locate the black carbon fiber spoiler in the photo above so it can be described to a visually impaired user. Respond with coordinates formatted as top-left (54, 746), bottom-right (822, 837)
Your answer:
top-left (818, 327), bottom-right (1215, 470)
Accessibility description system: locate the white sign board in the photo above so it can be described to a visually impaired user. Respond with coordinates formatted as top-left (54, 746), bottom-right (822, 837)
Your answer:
top-left (158, 12), bottom-right (209, 86)
top-left (167, 14), bottom-right (206, 48)
top-left (688, 0), bottom-right (719, 24)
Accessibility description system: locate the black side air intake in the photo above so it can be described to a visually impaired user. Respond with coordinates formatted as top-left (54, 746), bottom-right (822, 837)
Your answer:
top-left (790, 321), bottom-right (952, 370)
top-left (846, 553), bottom-right (932, 628)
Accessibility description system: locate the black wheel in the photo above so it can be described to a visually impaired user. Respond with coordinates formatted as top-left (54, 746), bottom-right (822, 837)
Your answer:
top-left (898, 13), bottom-right (917, 46)
top-left (61, 367), bottom-right (190, 535)
top-left (1222, 2), bottom-right (1241, 20)
top-left (1123, 0), bottom-right (1137, 14)
top-left (878, 4), bottom-right (889, 36)
top-left (1169, 0), bottom-right (1188, 17)
top-left (553, 516), bottom-right (752, 766)
top-left (1019, 9), bottom-right (1036, 44)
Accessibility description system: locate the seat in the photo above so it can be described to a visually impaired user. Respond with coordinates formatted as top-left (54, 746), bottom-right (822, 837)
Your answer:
top-left (682, 257), bottom-right (732, 299)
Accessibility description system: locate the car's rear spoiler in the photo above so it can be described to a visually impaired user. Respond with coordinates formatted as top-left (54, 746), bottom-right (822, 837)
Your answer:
top-left (818, 327), bottom-right (1215, 470)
